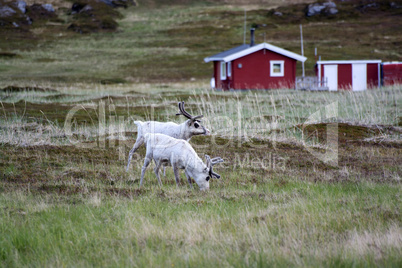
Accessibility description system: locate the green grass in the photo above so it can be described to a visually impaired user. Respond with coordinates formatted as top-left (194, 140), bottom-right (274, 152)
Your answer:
top-left (0, 181), bottom-right (400, 267)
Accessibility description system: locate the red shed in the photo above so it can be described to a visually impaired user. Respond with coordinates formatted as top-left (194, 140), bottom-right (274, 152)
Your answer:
top-left (204, 34), bottom-right (307, 90)
top-left (382, 62), bottom-right (402, 86)
top-left (316, 60), bottom-right (381, 91)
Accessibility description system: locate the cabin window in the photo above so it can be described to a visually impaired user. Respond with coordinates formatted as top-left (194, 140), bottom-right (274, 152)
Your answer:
top-left (220, 61), bottom-right (226, 80)
top-left (227, 62), bottom-right (232, 77)
top-left (270, 60), bottom-right (284, 77)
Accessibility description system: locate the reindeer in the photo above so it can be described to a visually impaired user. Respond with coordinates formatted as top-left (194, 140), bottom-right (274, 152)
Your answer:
top-left (126, 101), bottom-right (210, 171)
top-left (140, 133), bottom-right (223, 190)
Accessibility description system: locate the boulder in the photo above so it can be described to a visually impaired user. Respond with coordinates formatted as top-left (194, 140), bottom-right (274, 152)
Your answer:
top-left (99, 0), bottom-right (136, 8)
top-left (14, 1), bottom-right (27, 14)
top-left (0, 1), bottom-right (30, 28)
top-left (306, 1), bottom-right (338, 17)
top-left (68, 0), bottom-right (122, 33)
top-left (390, 2), bottom-right (402, 9)
top-left (27, 4), bottom-right (57, 20)
top-left (0, 5), bottom-right (16, 18)
top-left (71, 2), bottom-right (86, 14)
top-left (41, 4), bottom-right (54, 13)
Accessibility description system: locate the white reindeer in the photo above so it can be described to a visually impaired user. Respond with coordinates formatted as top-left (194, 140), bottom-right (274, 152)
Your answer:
top-left (126, 101), bottom-right (210, 171)
top-left (140, 133), bottom-right (223, 190)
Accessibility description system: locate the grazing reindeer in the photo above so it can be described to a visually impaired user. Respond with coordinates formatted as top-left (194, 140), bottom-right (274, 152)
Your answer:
top-left (140, 133), bottom-right (223, 190)
top-left (126, 101), bottom-right (210, 171)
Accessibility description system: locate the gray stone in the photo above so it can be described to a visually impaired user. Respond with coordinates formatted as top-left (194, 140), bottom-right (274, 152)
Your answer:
top-left (99, 0), bottom-right (115, 7)
top-left (16, 1), bottom-right (26, 13)
top-left (274, 11), bottom-right (283, 16)
top-left (390, 2), bottom-right (402, 9)
top-left (99, 0), bottom-right (136, 8)
top-left (326, 7), bottom-right (338, 15)
top-left (41, 4), bottom-right (54, 13)
top-left (80, 4), bottom-right (94, 13)
top-left (306, 1), bottom-right (338, 17)
top-left (307, 4), bottom-right (326, 16)
top-left (0, 5), bottom-right (16, 17)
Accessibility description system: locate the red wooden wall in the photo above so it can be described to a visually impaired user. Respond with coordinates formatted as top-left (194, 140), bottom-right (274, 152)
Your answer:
top-left (382, 63), bottom-right (402, 86)
top-left (213, 49), bottom-right (297, 90)
top-left (367, 63), bottom-right (379, 88)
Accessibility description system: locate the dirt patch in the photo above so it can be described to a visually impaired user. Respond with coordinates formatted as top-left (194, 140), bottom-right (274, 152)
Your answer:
top-left (0, 85), bottom-right (58, 92)
top-left (301, 123), bottom-right (401, 144)
top-left (42, 93), bottom-right (80, 101)
top-left (100, 78), bottom-right (127, 85)
top-left (0, 52), bottom-right (21, 58)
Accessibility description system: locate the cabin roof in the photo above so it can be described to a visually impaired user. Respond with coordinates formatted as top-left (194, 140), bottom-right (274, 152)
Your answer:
top-left (317, 60), bottom-right (382, 64)
top-left (204, 42), bottom-right (307, 63)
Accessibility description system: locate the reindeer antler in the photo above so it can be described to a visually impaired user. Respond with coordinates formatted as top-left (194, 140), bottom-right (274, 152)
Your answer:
top-left (205, 155), bottom-right (224, 179)
top-left (176, 101), bottom-right (203, 122)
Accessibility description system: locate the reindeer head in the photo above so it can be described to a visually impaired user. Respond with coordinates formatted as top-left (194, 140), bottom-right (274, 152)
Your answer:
top-left (191, 155), bottom-right (224, 191)
top-left (176, 101), bottom-right (210, 137)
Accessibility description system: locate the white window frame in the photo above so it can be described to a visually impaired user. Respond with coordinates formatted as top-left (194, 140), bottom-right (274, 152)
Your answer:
top-left (220, 61), bottom-right (226, 80)
top-left (227, 62), bottom-right (232, 77)
top-left (270, 60), bottom-right (284, 77)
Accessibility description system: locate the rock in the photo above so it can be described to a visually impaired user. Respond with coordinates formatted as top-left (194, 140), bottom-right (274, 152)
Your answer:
top-left (0, 5), bottom-right (16, 17)
top-left (99, 0), bottom-right (136, 8)
top-left (41, 4), bottom-right (55, 13)
top-left (28, 4), bottom-right (57, 20)
top-left (99, 0), bottom-right (115, 7)
top-left (25, 15), bottom-right (32, 24)
top-left (71, 2), bottom-right (86, 14)
top-left (326, 7), bottom-right (338, 15)
top-left (390, 2), bottom-right (402, 9)
top-left (80, 4), bottom-right (93, 13)
top-left (306, 1), bottom-right (338, 17)
top-left (0, 1), bottom-right (31, 28)
top-left (12, 0), bottom-right (27, 14)
top-left (68, 0), bottom-right (124, 33)
top-left (307, 3), bottom-right (326, 16)
top-left (16, 1), bottom-right (27, 13)
top-left (274, 11), bottom-right (283, 16)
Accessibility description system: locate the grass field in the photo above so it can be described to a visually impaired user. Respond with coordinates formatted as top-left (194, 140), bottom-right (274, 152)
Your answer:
top-left (0, 0), bottom-right (401, 267)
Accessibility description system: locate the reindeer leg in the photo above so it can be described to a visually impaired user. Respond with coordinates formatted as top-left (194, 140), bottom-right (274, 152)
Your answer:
top-left (139, 156), bottom-right (151, 187)
top-left (172, 163), bottom-right (180, 187)
top-left (185, 170), bottom-right (193, 189)
top-left (126, 136), bottom-right (144, 171)
top-left (154, 161), bottom-right (163, 186)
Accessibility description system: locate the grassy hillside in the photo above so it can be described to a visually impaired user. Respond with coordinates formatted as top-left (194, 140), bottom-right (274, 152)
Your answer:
top-left (0, 0), bottom-right (401, 84)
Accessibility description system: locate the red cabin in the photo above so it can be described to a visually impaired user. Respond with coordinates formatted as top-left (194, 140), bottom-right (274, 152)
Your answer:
top-left (316, 60), bottom-right (381, 91)
top-left (204, 30), bottom-right (307, 90)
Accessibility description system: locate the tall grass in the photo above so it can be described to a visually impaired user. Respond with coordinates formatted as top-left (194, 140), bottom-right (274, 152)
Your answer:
top-left (1, 84), bottom-right (400, 147)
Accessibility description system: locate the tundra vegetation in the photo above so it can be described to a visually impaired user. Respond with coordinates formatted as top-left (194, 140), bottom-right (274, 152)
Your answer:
top-left (0, 0), bottom-right (401, 267)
